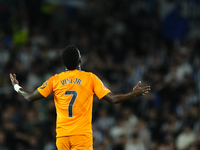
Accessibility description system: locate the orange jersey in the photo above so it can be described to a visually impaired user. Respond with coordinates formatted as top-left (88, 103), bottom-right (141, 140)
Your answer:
top-left (37, 70), bottom-right (111, 137)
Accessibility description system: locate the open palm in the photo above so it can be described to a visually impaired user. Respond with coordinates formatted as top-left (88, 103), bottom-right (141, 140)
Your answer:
top-left (10, 73), bottom-right (19, 86)
top-left (133, 81), bottom-right (150, 96)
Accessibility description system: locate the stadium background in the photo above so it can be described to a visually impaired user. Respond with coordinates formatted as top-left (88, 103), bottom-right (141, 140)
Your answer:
top-left (0, 0), bottom-right (200, 149)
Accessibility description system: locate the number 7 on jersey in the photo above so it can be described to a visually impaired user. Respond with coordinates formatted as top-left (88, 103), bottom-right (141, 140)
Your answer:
top-left (65, 91), bottom-right (78, 117)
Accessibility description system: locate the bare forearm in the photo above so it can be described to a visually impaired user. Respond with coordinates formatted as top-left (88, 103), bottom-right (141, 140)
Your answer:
top-left (102, 83), bottom-right (151, 104)
top-left (10, 73), bottom-right (44, 102)
top-left (18, 88), bottom-right (34, 102)
top-left (17, 88), bottom-right (44, 102)
top-left (103, 91), bottom-right (140, 104)
top-left (111, 91), bottom-right (138, 103)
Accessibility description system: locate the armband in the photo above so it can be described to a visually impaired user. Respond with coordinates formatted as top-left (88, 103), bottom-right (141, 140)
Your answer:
top-left (14, 84), bottom-right (22, 92)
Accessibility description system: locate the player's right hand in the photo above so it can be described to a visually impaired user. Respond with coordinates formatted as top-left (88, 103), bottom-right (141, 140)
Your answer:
top-left (133, 81), bottom-right (151, 97)
top-left (10, 73), bottom-right (19, 86)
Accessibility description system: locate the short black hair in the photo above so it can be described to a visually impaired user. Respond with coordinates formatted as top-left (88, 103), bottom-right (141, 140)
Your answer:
top-left (62, 45), bottom-right (80, 70)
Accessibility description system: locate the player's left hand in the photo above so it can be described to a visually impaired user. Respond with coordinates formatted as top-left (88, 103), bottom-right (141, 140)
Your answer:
top-left (10, 73), bottom-right (19, 86)
top-left (133, 81), bottom-right (151, 96)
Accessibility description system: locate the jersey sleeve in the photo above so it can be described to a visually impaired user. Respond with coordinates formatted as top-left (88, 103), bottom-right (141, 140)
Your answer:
top-left (92, 74), bottom-right (111, 99)
top-left (37, 76), bottom-right (54, 97)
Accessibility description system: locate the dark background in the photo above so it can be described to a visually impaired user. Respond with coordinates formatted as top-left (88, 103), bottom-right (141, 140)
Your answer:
top-left (0, 0), bottom-right (199, 149)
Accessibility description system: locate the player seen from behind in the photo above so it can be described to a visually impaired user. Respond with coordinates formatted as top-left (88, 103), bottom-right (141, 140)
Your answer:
top-left (10, 45), bottom-right (151, 150)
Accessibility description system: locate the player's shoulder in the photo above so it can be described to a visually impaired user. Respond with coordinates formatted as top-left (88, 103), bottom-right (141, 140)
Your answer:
top-left (80, 70), bottom-right (92, 75)
top-left (80, 70), bottom-right (96, 78)
top-left (57, 71), bottom-right (65, 76)
top-left (53, 70), bottom-right (94, 79)
top-left (51, 72), bottom-right (64, 80)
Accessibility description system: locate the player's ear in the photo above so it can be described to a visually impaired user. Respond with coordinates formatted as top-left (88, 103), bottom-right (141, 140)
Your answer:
top-left (77, 49), bottom-right (81, 64)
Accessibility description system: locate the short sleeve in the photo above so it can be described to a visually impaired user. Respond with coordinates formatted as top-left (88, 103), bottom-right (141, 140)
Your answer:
top-left (37, 76), bottom-right (54, 97)
top-left (92, 74), bottom-right (111, 99)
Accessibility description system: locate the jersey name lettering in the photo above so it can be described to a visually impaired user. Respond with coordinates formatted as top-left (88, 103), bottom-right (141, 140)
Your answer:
top-left (60, 78), bottom-right (81, 86)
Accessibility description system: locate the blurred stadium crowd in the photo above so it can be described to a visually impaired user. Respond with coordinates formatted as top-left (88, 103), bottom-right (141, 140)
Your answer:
top-left (0, 0), bottom-right (200, 150)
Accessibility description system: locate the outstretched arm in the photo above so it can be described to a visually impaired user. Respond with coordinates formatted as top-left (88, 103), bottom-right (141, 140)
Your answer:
top-left (10, 73), bottom-right (44, 102)
top-left (102, 81), bottom-right (151, 104)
